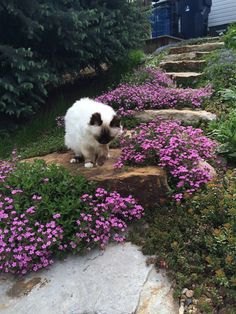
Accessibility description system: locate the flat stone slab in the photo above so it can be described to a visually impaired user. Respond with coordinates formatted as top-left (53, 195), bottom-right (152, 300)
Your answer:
top-left (160, 60), bottom-right (206, 72)
top-left (0, 243), bottom-right (178, 314)
top-left (134, 109), bottom-right (216, 123)
top-left (24, 149), bottom-right (170, 207)
top-left (166, 72), bottom-right (202, 79)
top-left (169, 42), bottom-right (224, 54)
top-left (163, 51), bottom-right (210, 62)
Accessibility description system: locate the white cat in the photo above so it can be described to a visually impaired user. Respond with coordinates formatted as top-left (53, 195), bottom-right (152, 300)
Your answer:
top-left (64, 98), bottom-right (122, 168)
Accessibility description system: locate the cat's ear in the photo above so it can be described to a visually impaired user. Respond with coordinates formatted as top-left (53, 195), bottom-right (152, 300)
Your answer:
top-left (110, 115), bottom-right (121, 128)
top-left (89, 112), bottom-right (103, 126)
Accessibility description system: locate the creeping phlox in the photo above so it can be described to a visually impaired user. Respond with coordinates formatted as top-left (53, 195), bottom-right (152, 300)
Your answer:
top-left (114, 119), bottom-right (217, 200)
top-left (0, 158), bottom-right (144, 274)
top-left (96, 68), bottom-right (212, 116)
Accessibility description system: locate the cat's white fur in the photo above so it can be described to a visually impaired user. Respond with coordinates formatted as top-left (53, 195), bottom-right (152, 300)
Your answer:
top-left (64, 98), bottom-right (121, 167)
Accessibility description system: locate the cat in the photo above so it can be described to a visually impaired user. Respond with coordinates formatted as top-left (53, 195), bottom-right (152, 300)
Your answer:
top-left (64, 97), bottom-right (122, 168)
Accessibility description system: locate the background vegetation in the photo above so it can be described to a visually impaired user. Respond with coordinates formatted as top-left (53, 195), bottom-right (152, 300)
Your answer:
top-left (0, 0), bottom-right (149, 118)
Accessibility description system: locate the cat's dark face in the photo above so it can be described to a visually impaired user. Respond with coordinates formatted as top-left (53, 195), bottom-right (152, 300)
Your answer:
top-left (89, 112), bottom-right (121, 144)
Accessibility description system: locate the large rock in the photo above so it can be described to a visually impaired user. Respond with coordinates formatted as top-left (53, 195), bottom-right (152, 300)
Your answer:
top-left (24, 149), bottom-right (170, 207)
top-left (134, 109), bottom-right (216, 123)
top-left (0, 243), bottom-right (178, 314)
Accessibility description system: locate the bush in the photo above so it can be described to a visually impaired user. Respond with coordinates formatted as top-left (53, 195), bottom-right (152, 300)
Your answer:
top-left (114, 119), bottom-right (218, 200)
top-left (96, 69), bottom-right (212, 116)
top-left (0, 0), bottom-right (149, 118)
top-left (224, 23), bottom-right (236, 49)
top-left (141, 172), bottom-right (236, 312)
top-left (203, 49), bottom-right (236, 90)
top-left (209, 110), bottom-right (236, 160)
top-left (0, 46), bottom-right (51, 117)
top-left (0, 159), bottom-right (144, 274)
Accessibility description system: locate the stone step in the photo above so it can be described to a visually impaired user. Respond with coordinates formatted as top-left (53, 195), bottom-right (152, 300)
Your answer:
top-left (163, 51), bottom-right (210, 62)
top-left (160, 60), bottom-right (206, 72)
top-left (133, 109), bottom-right (216, 123)
top-left (195, 51), bottom-right (211, 59)
top-left (24, 149), bottom-right (170, 207)
top-left (169, 42), bottom-right (224, 55)
top-left (166, 72), bottom-right (202, 86)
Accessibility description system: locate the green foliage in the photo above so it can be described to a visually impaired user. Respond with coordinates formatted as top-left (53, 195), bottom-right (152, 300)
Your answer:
top-left (137, 172), bottom-right (236, 312)
top-left (0, 46), bottom-right (51, 117)
top-left (209, 110), bottom-right (236, 160)
top-left (224, 23), bottom-right (236, 49)
top-left (3, 160), bottom-right (96, 240)
top-left (145, 49), bottom-right (169, 68)
top-left (0, 0), bottom-right (149, 118)
top-left (203, 49), bottom-right (236, 90)
top-left (218, 88), bottom-right (236, 104)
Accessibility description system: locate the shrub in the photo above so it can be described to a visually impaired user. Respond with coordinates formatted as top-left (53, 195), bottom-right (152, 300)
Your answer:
top-left (0, 0), bottom-right (149, 118)
top-left (224, 23), bottom-right (236, 49)
top-left (209, 110), bottom-right (236, 160)
top-left (203, 49), bottom-right (236, 90)
top-left (141, 172), bottom-right (236, 312)
top-left (96, 69), bottom-right (212, 116)
top-left (218, 88), bottom-right (236, 104)
top-left (0, 46), bottom-right (51, 117)
top-left (115, 119), bottom-right (218, 200)
top-left (0, 159), bottom-right (144, 274)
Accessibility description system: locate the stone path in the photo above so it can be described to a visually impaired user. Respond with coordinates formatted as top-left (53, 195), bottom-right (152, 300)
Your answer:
top-left (0, 243), bottom-right (178, 314)
top-left (159, 40), bottom-right (224, 86)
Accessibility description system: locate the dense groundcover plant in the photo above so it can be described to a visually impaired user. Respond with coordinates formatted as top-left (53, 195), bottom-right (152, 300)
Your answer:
top-left (96, 69), bottom-right (212, 116)
top-left (141, 172), bottom-right (236, 313)
top-left (203, 48), bottom-right (236, 90)
top-left (115, 119), bottom-right (217, 200)
top-left (0, 160), bottom-right (144, 274)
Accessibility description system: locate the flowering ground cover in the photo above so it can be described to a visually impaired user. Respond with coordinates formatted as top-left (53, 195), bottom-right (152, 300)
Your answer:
top-left (0, 159), bottom-right (144, 274)
top-left (96, 68), bottom-right (212, 116)
top-left (115, 119), bottom-right (218, 200)
top-left (132, 172), bottom-right (236, 313)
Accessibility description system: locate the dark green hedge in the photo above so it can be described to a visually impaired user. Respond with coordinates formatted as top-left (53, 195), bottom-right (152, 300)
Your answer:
top-left (0, 0), bottom-right (149, 117)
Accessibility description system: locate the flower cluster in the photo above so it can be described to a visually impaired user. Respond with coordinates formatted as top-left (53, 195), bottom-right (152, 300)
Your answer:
top-left (55, 116), bottom-right (65, 128)
top-left (0, 194), bottom-right (63, 274)
top-left (0, 158), bottom-right (144, 274)
top-left (96, 69), bottom-right (212, 116)
top-left (0, 160), bottom-right (14, 182)
top-left (115, 119), bottom-right (217, 200)
top-left (70, 188), bottom-right (144, 250)
top-left (122, 67), bottom-right (175, 87)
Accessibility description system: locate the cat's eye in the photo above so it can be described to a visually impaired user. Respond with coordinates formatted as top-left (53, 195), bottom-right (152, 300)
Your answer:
top-left (110, 115), bottom-right (120, 128)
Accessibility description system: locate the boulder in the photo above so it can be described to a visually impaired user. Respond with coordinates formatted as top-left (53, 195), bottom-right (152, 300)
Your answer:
top-left (24, 149), bottom-right (170, 207)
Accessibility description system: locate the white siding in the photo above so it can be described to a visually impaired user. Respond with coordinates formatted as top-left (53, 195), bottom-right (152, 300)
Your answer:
top-left (209, 0), bottom-right (236, 27)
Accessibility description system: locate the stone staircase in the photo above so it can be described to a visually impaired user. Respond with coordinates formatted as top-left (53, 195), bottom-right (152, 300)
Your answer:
top-left (159, 40), bottom-right (224, 86)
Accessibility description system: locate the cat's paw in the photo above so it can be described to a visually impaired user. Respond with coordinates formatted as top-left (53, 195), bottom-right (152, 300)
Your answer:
top-left (70, 156), bottom-right (83, 164)
top-left (107, 153), bottom-right (111, 159)
top-left (84, 162), bottom-right (94, 168)
top-left (70, 158), bottom-right (77, 164)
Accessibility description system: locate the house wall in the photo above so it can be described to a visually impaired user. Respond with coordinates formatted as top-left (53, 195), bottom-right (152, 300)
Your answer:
top-left (209, 0), bottom-right (236, 27)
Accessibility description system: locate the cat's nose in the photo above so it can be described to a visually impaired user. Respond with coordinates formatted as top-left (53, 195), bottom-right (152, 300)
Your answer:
top-left (99, 139), bottom-right (109, 144)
